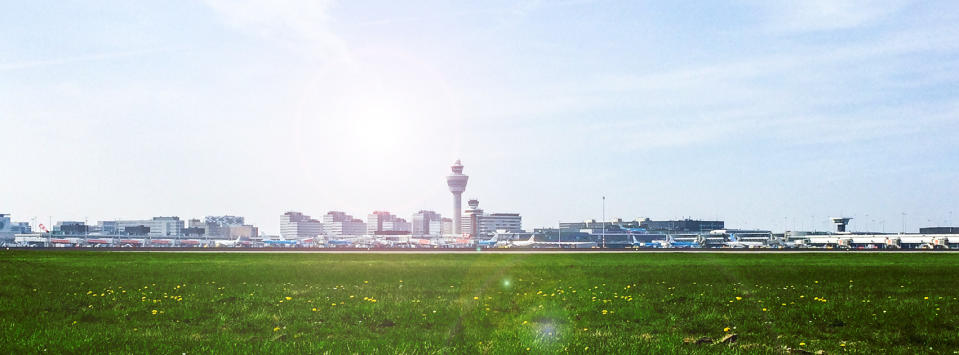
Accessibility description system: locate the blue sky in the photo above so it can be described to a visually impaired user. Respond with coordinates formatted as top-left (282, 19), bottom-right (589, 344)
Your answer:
top-left (2, 0), bottom-right (958, 234)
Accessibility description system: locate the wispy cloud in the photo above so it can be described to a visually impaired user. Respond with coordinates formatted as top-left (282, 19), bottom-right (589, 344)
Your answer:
top-left (202, 0), bottom-right (351, 65)
top-left (747, 0), bottom-right (914, 32)
top-left (0, 47), bottom-right (177, 72)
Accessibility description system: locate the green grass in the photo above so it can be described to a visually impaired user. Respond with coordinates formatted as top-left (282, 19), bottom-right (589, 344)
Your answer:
top-left (1, 251), bottom-right (957, 354)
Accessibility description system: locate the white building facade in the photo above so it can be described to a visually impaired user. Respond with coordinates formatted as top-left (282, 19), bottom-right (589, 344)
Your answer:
top-left (368, 211), bottom-right (411, 234)
top-left (115, 217), bottom-right (185, 237)
top-left (461, 200), bottom-right (522, 237)
top-left (412, 210), bottom-right (443, 236)
top-left (280, 212), bottom-right (324, 240)
top-left (323, 211), bottom-right (367, 236)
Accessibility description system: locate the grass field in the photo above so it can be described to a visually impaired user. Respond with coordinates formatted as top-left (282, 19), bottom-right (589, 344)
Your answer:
top-left (1, 251), bottom-right (957, 354)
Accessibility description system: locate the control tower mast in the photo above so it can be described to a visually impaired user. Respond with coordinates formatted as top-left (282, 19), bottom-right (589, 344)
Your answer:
top-left (446, 160), bottom-right (469, 235)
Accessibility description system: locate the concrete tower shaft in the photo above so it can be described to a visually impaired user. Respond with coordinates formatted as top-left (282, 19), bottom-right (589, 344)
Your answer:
top-left (446, 159), bottom-right (469, 234)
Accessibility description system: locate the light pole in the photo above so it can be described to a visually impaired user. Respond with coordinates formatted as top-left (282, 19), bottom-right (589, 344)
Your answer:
top-left (602, 196), bottom-right (606, 249)
top-left (558, 221), bottom-right (562, 245)
top-left (901, 212), bottom-right (907, 234)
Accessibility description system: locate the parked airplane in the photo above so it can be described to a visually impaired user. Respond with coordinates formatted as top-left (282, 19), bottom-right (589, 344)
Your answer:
top-left (506, 235), bottom-right (598, 248)
top-left (509, 235), bottom-right (537, 247)
top-left (666, 234), bottom-right (701, 248)
top-left (477, 235), bottom-right (499, 248)
top-left (630, 235), bottom-right (665, 248)
top-left (263, 239), bottom-right (298, 246)
top-left (536, 240), bottom-right (599, 248)
top-left (724, 234), bottom-right (765, 248)
top-left (326, 239), bottom-right (353, 247)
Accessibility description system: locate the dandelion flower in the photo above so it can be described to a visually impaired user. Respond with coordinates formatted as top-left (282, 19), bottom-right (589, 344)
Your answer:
top-left (151, 310), bottom-right (158, 315)
top-left (273, 326), bottom-right (280, 332)
top-left (799, 342), bottom-right (806, 346)
top-left (285, 296), bottom-right (292, 301)
top-left (724, 327), bottom-right (730, 332)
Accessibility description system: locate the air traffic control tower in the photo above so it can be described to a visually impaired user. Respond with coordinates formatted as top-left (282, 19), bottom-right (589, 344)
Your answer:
top-left (831, 217), bottom-right (852, 233)
top-left (446, 160), bottom-right (469, 235)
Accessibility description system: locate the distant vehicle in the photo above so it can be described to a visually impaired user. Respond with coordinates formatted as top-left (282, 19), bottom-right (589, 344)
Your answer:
top-left (86, 238), bottom-right (114, 247)
top-left (326, 239), bottom-right (352, 248)
top-left (118, 239), bottom-right (144, 247)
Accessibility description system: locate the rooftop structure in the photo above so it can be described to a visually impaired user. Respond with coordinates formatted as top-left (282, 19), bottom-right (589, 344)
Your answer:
top-left (831, 217), bottom-right (852, 233)
top-left (919, 227), bottom-right (959, 234)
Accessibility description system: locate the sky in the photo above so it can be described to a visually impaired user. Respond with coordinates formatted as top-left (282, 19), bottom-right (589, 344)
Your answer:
top-left (2, 0), bottom-right (958, 234)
